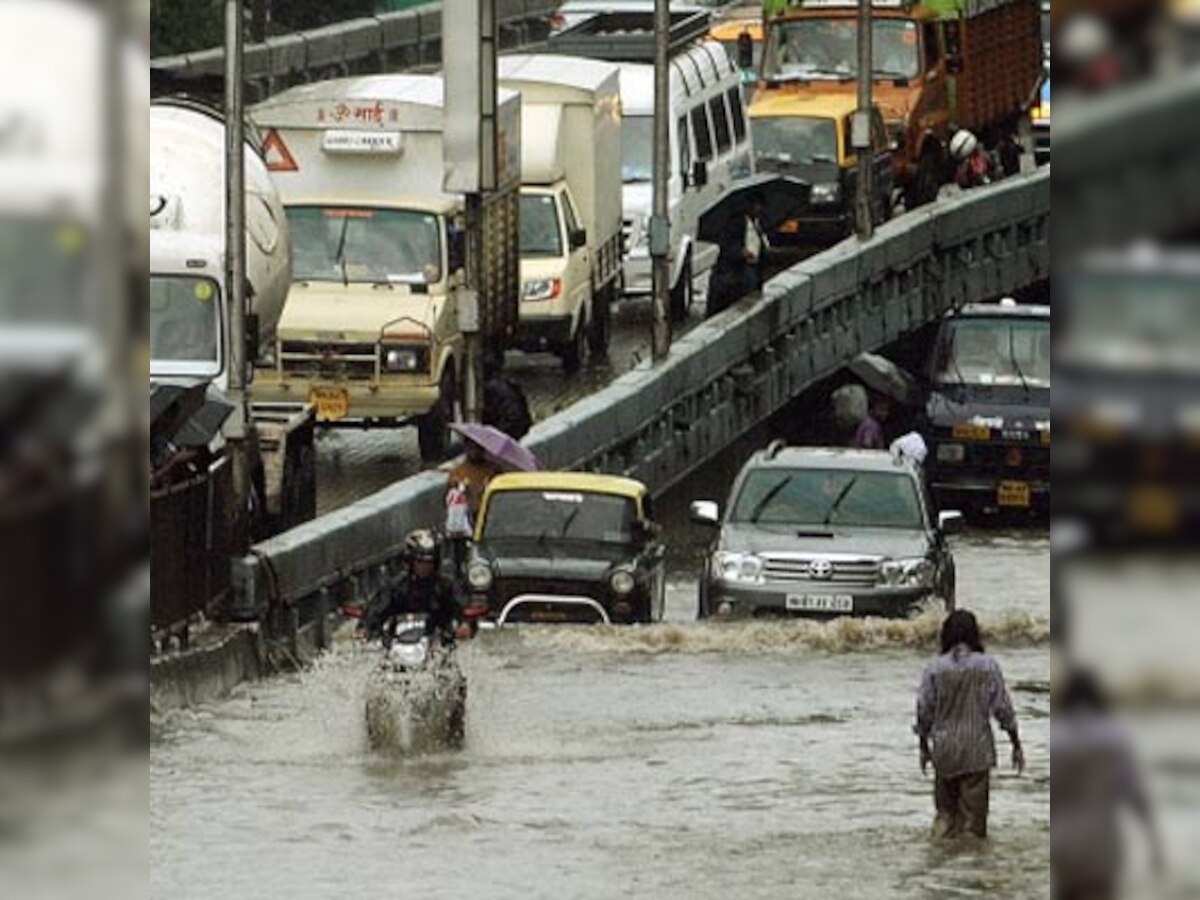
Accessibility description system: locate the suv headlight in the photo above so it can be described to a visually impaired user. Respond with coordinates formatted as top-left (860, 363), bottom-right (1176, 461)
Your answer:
top-left (610, 568), bottom-right (636, 596)
top-left (879, 558), bottom-right (935, 588)
top-left (382, 344), bottom-right (429, 373)
top-left (522, 278), bottom-right (562, 302)
top-left (713, 551), bottom-right (764, 584)
top-left (810, 182), bottom-right (842, 205)
top-left (467, 561), bottom-right (494, 591)
top-left (936, 442), bottom-right (965, 463)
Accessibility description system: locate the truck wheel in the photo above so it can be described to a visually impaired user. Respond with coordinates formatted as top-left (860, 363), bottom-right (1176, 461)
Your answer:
top-left (587, 287), bottom-right (612, 357)
top-left (561, 318), bottom-right (586, 374)
top-left (906, 148), bottom-right (941, 209)
top-left (418, 369), bottom-right (455, 462)
top-left (669, 253), bottom-right (693, 323)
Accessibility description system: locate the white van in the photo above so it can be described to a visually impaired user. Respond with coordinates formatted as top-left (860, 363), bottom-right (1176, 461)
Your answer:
top-left (617, 42), bottom-right (754, 319)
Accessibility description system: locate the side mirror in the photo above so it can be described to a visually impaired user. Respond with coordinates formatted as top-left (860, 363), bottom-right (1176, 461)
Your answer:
top-left (447, 225), bottom-right (467, 272)
top-left (938, 510), bottom-right (965, 535)
top-left (691, 160), bottom-right (709, 190)
top-left (569, 227), bottom-right (588, 251)
top-left (689, 500), bottom-right (720, 527)
top-left (633, 519), bottom-right (660, 543)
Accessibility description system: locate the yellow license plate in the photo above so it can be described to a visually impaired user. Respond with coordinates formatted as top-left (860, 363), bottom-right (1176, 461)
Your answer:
top-left (1127, 487), bottom-right (1178, 534)
top-left (997, 480), bottom-right (1031, 508)
top-left (952, 423), bottom-right (991, 441)
top-left (309, 387), bottom-right (349, 421)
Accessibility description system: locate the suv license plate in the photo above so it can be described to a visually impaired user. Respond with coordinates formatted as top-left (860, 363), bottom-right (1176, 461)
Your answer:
top-left (309, 387), bottom-right (350, 421)
top-left (787, 594), bottom-right (853, 613)
top-left (997, 480), bottom-right (1031, 507)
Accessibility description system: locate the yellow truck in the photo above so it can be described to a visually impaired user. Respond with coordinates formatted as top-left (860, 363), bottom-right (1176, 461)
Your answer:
top-left (249, 75), bottom-right (521, 460)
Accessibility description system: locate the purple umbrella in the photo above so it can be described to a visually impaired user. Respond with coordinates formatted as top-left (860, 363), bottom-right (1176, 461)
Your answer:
top-left (450, 422), bottom-right (542, 472)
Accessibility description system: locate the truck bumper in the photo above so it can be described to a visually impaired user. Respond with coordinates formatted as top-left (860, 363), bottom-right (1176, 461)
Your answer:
top-left (250, 370), bottom-right (441, 423)
top-left (930, 474), bottom-right (1051, 514)
top-left (515, 314), bottom-right (574, 352)
top-left (705, 581), bottom-right (932, 619)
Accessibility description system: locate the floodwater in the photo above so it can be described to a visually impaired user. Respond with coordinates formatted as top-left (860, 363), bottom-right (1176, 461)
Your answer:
top-left (151, 529), bottom-right (1050, 899)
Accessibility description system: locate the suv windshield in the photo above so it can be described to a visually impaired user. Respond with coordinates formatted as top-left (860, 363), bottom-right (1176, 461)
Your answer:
top-left (622, 116), bottom-right (653, 183)
top-left (286, 206), bottom-right (442, 285)
top-left (731, 468), bottom-right (923, 529)
top-left (934, 317), bottom-right (1051, 388)
top-left (519, 193), bottom-right (563, 258)
top-left (763, 18), bottom-right (920, 80)
top-left (150, 275), bottom-right (221, 369)
top-left (752, 116), bottom-right (838, 167)
top-left (482, 490), bottom-right (636, 544)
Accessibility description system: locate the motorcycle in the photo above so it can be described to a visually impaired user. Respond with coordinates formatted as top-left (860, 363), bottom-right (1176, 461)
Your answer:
top-left (362, 613), bottom-right (467, 754)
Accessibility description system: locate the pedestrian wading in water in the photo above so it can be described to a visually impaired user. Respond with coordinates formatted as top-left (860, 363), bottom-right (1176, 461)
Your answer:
top-left (915, 609), bottom-right (1024, 839)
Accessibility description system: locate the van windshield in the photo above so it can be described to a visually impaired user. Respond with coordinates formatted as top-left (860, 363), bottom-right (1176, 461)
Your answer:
top-left (752, 116), bottom-right (838, 167)
top-left (622, 116), bottom-right (654, 183)
top-left (519, 193), bottom-right (563, 258)
top-left (286, 206), bottom-right (442, 285)
top-left (934, 317), bottom-right (1051, 388)
top-left (149, 275), bottom-right (221, 369)
top-left (763, 18), bottom-right (920, 81)
top-left (731, 468), bottom-right (923, 529)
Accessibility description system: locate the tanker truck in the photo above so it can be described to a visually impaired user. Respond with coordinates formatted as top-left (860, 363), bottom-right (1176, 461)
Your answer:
top-left (149, 99), bottom-right (316, 546)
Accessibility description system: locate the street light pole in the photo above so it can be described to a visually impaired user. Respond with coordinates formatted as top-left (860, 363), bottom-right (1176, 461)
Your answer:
top-left (650, 0), bottom-right (671, 361)
top-left (854, 0), bottom-right (874, 240)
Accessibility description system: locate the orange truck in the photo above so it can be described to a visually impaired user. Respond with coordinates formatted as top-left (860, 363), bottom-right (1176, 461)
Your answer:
top-left (759, 0), bottom-right (1043, 206)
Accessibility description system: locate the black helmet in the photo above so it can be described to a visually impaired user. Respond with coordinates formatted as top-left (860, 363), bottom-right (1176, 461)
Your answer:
top-left (403, 528), bottom-right (440, 564)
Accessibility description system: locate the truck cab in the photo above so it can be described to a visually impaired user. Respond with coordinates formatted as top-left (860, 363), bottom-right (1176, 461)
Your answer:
top-left (921, 300), bottom-right (1050, 515)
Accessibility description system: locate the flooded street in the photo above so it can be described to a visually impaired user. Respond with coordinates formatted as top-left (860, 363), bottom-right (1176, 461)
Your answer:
top-left (151, 529), bottom-right (1049, 899)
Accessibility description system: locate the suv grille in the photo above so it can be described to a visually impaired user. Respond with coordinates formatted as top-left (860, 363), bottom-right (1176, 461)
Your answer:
top-left (760, 555), bottom-right (881, 587)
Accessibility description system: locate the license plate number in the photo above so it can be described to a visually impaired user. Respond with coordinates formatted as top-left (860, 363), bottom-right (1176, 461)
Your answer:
top-left (786, 594), bottom-right (853, 613)
top-left (309, 387), bottom-right (349, 421)
top-left (997, 480), bottom-right (1031, 507)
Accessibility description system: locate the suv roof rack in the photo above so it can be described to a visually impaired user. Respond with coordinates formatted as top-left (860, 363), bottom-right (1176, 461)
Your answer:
top-left (547, 10), bottom-right (713, 63)
top-left (764, 439), bottom-right (787, 460)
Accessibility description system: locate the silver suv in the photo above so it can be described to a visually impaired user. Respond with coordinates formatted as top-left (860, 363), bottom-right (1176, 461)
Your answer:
top-left (690, 444), bottom-right (963, 619)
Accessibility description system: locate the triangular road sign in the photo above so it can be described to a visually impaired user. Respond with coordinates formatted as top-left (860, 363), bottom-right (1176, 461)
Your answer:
top-left (261, 128), bottom-right (298, 173)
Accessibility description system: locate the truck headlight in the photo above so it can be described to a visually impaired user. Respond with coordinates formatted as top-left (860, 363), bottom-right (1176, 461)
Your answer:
top-left (610, 568), bottom-right (636, 596)
top-left (382, 344), bottom-right (428, 373)
top-left (936, 443), bottom-right (965, 463)
top-left (714, 551), bottom-right (763, 584)
top-left (879, 558), bottom-right (934, 588)
top-left (522, 278), bottom-right (562, 302)
top-left (810, 182), bottom-right (842, 205)
top-left (467, 561), bottom-right (494, 591)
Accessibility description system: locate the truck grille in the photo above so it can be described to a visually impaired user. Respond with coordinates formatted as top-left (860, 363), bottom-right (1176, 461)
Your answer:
top-left (280, 341), bottom-right (377, 380)
top-left (760, 555), bottom-right (881, 587)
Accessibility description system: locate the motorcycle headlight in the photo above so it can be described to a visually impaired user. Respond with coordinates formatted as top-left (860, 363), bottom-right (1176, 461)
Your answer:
top-left (467, 561), bottom-right (494, 591)
top-left (610, 568), bottom-right (636, 596)
top-left (810, 182), bottom-right (842, 205)
top-left (382, 344), bottom-right (428, 373)
top-left (879, 558), bottom-right (935, 588)
top-left (522, 278), bottom-right (562, 302)
top-left (714, 552), bottom-right (763, 584)
top-left (936, 442), bottom-right (965, 463)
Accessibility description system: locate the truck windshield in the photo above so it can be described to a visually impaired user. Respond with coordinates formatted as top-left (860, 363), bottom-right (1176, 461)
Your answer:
top-left (731, 469), bottom-right (923, 530)
top-left (752, 116), bottom-right (838, 167)
top-left (763, 18), bottom-right (920, 81)
top-left (149, 275), bottom-right (222, 368)
top-left (1059, 272), bottom-right (1200, 374)
top-left (0, 218), bottom-right (89, 327)
top-left (482, 490), bottom-right (635, 544)
top-left (934, 317), bottom-right (1051, 388)
top-left (519, 193), bottom-right (563, 258)
top-left (622, 116), bottom-right (654, 183)
top-left (285, 206), bottom-right (442, 285)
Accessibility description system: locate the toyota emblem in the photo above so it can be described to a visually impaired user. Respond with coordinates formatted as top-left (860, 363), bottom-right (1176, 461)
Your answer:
top-left (808, 559), bottom-right (834, 580)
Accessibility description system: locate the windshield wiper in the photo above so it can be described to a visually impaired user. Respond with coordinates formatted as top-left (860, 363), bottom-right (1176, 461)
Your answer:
top-left (559, 507), bottom-right (581, 538)
top-left (749, 476), bottom-right (792, 523)
top-left (333, 215), bottom-right (351, 288)
top-left (822, 476), bottom-right (859, 526)
top-left (1008, 326), bottom-right (1032, 397)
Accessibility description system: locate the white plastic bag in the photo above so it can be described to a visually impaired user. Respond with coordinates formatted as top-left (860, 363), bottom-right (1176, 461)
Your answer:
top-left (445, 481), bottom-right (472, 537)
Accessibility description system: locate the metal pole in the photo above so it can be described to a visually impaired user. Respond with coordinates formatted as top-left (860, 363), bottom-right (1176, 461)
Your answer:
top-left (464, 194), bottom-right (483, 422)
top-left (225, 0), bottom-right (247, 398)
top-left (650, 0), bottom-right (671, 361)
top-left (854, 0), bottom-right (874, 240)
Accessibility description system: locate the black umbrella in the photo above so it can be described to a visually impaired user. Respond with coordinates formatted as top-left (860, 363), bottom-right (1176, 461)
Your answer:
top-left (697, 174), bottom-right (812, 245)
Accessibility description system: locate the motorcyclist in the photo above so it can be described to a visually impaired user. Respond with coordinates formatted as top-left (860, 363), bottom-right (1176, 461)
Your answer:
top-left (950, 129), bottom-right (997, 190)
top-left (360, 529), bottom-right (463, 647)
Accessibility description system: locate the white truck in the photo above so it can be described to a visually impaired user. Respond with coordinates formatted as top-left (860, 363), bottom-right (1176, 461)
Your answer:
top-left (149, 100), bottom-right (316, 536)
top-left (498, 55), bottom-right (624, 371)
top-left (248, 75), bottom-right (522, 460)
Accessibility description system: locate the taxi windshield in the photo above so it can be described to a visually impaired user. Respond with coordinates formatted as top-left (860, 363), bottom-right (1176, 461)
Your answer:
top-left (286, 206), bottom-right (442, 285)
top-left (752, 116), bottom-right (838, 167)
top-left (482, 490), bottom-right (636, 544)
